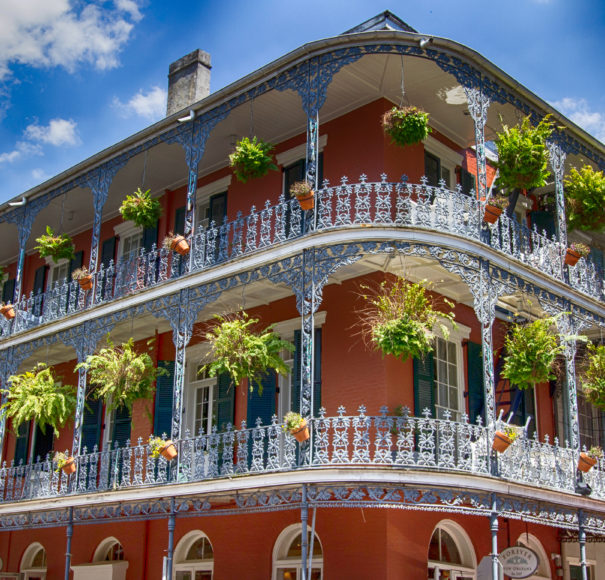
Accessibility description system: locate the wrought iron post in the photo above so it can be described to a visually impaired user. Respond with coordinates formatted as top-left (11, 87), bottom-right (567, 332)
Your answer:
top-left (464, 86), bottom-right (490, 201)
top-left (65, 506), bottom-right (74, 580)
top-left (14, 206), bottom-right (36, 304)
top-left (490, 494), bottom-right (499, 580)
top-left (166, 496), bottom-right (176, 580)
top-left (547, 140), bottom-right (568, 248)
top-left (171, 293), bottom-right (192, 442)
top-left (578, 509), bottom-right (588, 580)
top-left (299, 248), bottom-right (316, 420)
top-left (301, 483), bottom-right (309, 580)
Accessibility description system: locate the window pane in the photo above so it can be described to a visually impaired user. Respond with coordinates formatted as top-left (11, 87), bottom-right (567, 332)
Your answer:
top-left (440, 529), bottom-right (461, 564)
top-left (277, 569), bottom-right (297, 580)
top-left (186, 537), bottom-right (214, 561)
top-left (176, 573), bottom-right (192, 580)
top-left (195, 573), bottom-right (212, 580)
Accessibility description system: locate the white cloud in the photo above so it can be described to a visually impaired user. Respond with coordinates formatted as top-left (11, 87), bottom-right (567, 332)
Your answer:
top-left (24, 118), bottom-right (80, 146)
top-left (31, 168), bottom-right (50, 182)
top-left (0, 0), bottom-right (142, 79)
top-left (113, 86), bottom-right (167, 120)
top-left (552, 97), bottom-right (605, 144)
top-left (0, 140), bottom-right (42, 164)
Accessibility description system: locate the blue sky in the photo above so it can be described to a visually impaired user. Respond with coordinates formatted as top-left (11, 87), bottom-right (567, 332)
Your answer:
top-left (0, 0), bottom-right (603, 204)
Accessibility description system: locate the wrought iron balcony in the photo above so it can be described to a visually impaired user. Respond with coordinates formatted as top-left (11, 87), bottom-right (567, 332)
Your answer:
top-left (1, 407), bottom-right (601, 505)
top-left (2, 175), bottom-right (601, 338)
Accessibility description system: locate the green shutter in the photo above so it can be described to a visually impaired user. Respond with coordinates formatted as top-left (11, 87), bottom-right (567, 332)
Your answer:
top-left (209, 193), bottom-right (227, 226)
top-left (142, 221), bottom-right (159, 252)
top-left (213, 373), bottom-right (235, 432)
top-left (14, 422), bottom-right (30, 465)
top-left (292, 328), bottom-right (321, 416)
top-left (100, 237), bottom-right (116, 266)
top-left (467, 341), bottom-right (485, 424)
top-left (81, 396), bottom-right (103, 453)
top-left (174, 206), bottom-right (186, 235)
top-left (32, 423), bottom-right (54, 461)
top-left (2, 278), bottom-right (15, 304)
top-left (154, 361), bottom-right (174, 437)
top-left (247, 372), bottom-right (276, 428)
top-left (460, 168), bottom-right (476, 196)
top-left (313, 329), bottom-right (322, 417)
top-left (413, 354), bottom-right (435, 417)
top-left (32, 265), bottom-right (47, 316)
top-left (69, 251), bottom-right (84, 275)
top-left (530, 210), bottom-right (556, 238)
top-left (111, 407), bottom-right (132, 448)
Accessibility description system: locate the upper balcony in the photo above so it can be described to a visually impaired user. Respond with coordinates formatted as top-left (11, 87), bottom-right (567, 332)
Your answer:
top-left (1, 175), bottom-right (601, 341)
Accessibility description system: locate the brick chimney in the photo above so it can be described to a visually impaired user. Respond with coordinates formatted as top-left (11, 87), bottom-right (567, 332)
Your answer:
top-left (166, 49), bottom-right (211, 116)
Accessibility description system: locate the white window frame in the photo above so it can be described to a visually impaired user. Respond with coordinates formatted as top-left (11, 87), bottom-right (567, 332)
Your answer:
top-left (93, 537), bottom-right (125, 563)
top-left (515, 533), bottom-right (551, 579)
top-left (424, 136), bottom-right (463, 190)
top-left (195, 175), bottom-right (231, 229)
top-left (113, 221), bottom-right (143, 261)
top-left (184, 343), bottom-right (218, 438)
top-left (173, 530), bottom-right (214, 579)
top-left (275, 135), bottom-right (328, 168)
top-left (44, 256), bottom-right (70, 291)
top-left (433, 321), bottom-right (470, 421)
top-left (272, 523), bottom-right (323, 580)
top-left (428, 520), bottom-right (476, 580)
top-left (566, 558), bottom-right (596, 580)
top-left (20, 542), bottom-right (47, 580)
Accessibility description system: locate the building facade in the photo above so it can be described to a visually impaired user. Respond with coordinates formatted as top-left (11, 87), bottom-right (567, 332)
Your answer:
top-left (0, 11), bottom-right (604, 580)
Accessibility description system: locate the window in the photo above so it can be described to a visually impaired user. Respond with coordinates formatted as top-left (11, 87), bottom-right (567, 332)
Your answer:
top-left (193, 175), bottom-right (231, 230)
top-left (424, 136), bottom-right (463, 189)
top-left (427, 521), bottom-right (476, 580)
top-left (272, 524), bottom-right (323, 580)
top-left (189, 364), bottom-right (216, 436)
top-left (20, 543), bottom-right (47, 580)
top-left (114, 221), bottom-right (143, 261)
top-left (434, 337), bottom-right (461, 420)
top-left (173, 531), bottom-right (214, 579)
top-left (49, 260), bottom-right (69, 288)
top-left (577, 390), bottom-right (605, 449)
top-left (93, 538), bottom-right (125, 562)
top-left (569, 563), bottom-right (595, 580)
top-left (515, 534), bottom-right (551, 579)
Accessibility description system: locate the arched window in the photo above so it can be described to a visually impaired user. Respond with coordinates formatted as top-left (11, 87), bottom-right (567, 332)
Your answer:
top-left (272, 524), bottom-right (323, 580)
top-left (515, 533), bottom-right (551, 579)
top-left (20, 543), bottom-right (47, 580)
top-left (428, 521), bottom-right (476, 580)
top-left (93, 537), bottom-right (125, 562)
top-left (173, 531), bottom-right (214, 579)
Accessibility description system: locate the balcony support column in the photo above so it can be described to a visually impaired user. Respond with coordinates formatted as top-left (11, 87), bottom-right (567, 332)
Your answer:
top-left (300, 483), bottom-right (309, 580)
top-left (64, 506), bottom-right (74, 580)
top-left (490, 494), bottom-right (499, 580)
top-left (166, 496), bottom-right (176, 580)
top-left (546, 140), bottom-right (568, 248)
top-left (464, 86), bottom-right (490, 201)
top-left (299, 248), bottom-right (316, 422)
top-left (578, 509), bottom-right (588, 580)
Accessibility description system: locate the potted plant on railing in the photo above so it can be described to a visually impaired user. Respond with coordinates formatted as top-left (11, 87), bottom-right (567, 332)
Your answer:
top-left (119, 188), bottom-right (162, 229)
top-left (382, 106), bottom-right (431, 147)
top-left (578, 446), bottom-right (603, 473)
top-left (53, 451), bottom-right (76, 475)
top-left (76, 337), bottom-right (167, 413)
top-left (202, 311), bottom-right (294, 395)
top-left (163, 232), bottom-right (190, 256)
top-left (0, 302), bottom-right (15, 320)
top-left (283, 411), bottom-right (309, 443)
top-left (359, 276), bottom-right (456, 362)
top-left (2, 363), bottom-right (77, 439)
top-left (564, 242), bottom-right (590, 267)
top-left (501, 314), bottom-right (569, 391)
top-left (71, 266), bottom-right (93, 291)
top-left (483, 195), bottom-right (510, 224)
top-left (229, 136), bottom-right (278, 183)
top-left (494, 115), bottom-right (553, 192)
top-left (565, 165), bottom-right (605, 233)
top-left (289, 181), bottom-right (315, 211)
top-left (148, 435), bottom-right (178, 460)
top-left (492, 425), bottom-right (519, 453)
top-left (34, 226), bottom-right (75, 264)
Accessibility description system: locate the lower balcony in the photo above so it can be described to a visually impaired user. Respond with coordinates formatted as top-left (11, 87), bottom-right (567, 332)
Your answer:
top-left (1, 408), bottom-right (601, 505)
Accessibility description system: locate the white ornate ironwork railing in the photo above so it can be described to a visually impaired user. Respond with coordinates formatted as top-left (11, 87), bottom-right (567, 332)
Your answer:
top-left (1, 407), bottom-right (601, 504)
top-left (2, 175), bottom-right (601, 337)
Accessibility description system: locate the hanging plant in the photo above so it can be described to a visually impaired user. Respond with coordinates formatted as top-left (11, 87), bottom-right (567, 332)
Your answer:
top-left (578, 446), bottom-right (603, 472)
top-left (53, 452), bottom-right (76, 474)
top-left (289, 181), bottom-right (315, 211)
top-left (382, 106), bottom-right (431, 147)
top-left (2, 364), bottom-right (77, 437)
top-left (501, 314), bottom-right (577, 390)
top-left (581, 343), bottom-right (605, 410)
top-left (0, 302), bottom-right (15, 320)
top-left (76, 337), bottom-right (167, 412)
top-left (229, 136), bottom-right (278, 183)
top-left (202, 311), bottom-right (294, 394)
top-left (494, 115), bottom-right (553, 191)
top-left (359, 277), bottom-right (456, 362)
top-left (282, 411), bottom-right (310, 442)
top-left (148, 436), bottom-right (178, 460)
top-left (71, 266), bottom-right (93, 291)
top-left (564, 242), bottom-right (590, 267)
top-left (565, 165), bottom-right (605, 232)
top-left (35, 226), bottom-right (75, 264)
top-left (484, 195), bottom-right (510, 224)
top-left (119, 188), bottom-right (162, 228)
top-left (162, 232), bottom-right (190, 256)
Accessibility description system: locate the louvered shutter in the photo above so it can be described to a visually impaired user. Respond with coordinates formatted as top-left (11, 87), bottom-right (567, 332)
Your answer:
top-left (111, 406), bottom-right (132, 448)
top-left (467, 341), bottom-right (485, 424)
top-left (101, 237), bottom-right (117, 266)
top-left (292, 330), bottom-right (302, 414)
top-left (413, 354), bottom-right (435, 417)
top-left (81, 396), bottom-right (103, 453)
top-left (142, 221), bottom-right (159, 252)
top-left (154, 361), bottom-right (174, 438)
top-left (32, 423), bottom-right (53, 462)
top-left (14, 422), bottom-right (30, 465)
top-left (174, 207), bottom-right (186, 236)
top-left (246, 372), bottom-right (276, 429)
top-left (292, 328), bottom-right (321, 416)
top-left (32, 265), bottom-right (47, 316)
top-left (213, 372), bottom-right (235, 432)
top-left (2, 278), bottom-right (16, 304)
top-left (530, 210), bottom-right (556, 238)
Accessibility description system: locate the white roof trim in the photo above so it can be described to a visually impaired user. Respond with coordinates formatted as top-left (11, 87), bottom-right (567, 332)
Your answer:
top-left (276, 134), bottom-right (328, 167)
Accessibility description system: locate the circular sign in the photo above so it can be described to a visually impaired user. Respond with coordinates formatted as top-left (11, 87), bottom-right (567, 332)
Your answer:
top-left (499, 546), bottom-right (539, 579)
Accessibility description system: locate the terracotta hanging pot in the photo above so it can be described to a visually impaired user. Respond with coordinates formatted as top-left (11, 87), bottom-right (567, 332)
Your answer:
top-left (77, 275), bottom-right (93, 291)
top-left (290, 419), bottom-right (310, 443)
top-left (296, 191), bottom-right (315, 211)
top-left (492, 431), bottom-right (512, 453)
top-left (159, 440), bottom-right (178, 460)
top-left (483, 205), bottom-right (503, 224)
top-left (565, 248), bottom-right (580, 267)
top-left (170, 235), bottom-right (190, 256)
top-left (61, 457), bottom-right (77, 475)
top-left (578, 452), bottom-right (597, 473)
top-left (0, 304), bottom-right (15, 320)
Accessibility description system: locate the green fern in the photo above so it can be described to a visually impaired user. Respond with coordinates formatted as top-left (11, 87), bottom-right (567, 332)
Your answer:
top-left (35, 226), bottom-right (75, 264)
top-left (582, 343), bottom-right (605, 409)
top-left (229, 137), bottom-right (278, 183)
top-left (119, 188), bottom-right (162, 228)
top-left (565, 165), bottom-right (605, 232)
top-left (3, 364), bottom-right (77, 437)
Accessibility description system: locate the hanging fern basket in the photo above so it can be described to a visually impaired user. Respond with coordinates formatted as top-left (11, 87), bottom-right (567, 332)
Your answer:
top-left (382, 106), bottom-right (431, 147)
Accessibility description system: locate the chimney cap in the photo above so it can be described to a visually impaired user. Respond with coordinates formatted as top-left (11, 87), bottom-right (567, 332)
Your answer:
top-left (169, 49), bottom-right (211, 76)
